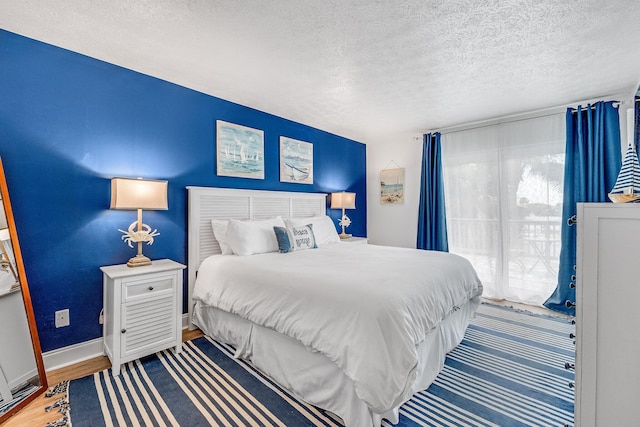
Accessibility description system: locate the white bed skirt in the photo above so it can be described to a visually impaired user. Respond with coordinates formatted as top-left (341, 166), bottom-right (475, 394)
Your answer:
top-left (193, 297), bottom-right (480, 426)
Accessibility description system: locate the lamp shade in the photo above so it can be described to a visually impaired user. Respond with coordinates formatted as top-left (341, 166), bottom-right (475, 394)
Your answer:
top-left (110, 177), bottom-right (168, 210)
top-left (331, 192), bottom-right (356, 209)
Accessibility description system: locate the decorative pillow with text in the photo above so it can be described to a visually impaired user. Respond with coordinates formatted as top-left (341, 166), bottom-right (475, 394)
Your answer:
top-left (273, 224), bottom-right (317, 253)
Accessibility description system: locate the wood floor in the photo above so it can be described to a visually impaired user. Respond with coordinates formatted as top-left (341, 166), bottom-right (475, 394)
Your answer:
top-left (3, 328), bottom-right (203, 427)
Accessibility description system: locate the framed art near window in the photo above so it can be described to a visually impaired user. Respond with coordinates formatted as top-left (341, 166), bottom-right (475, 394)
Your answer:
top-left (280, 137), bottom-right (313, 184)
top-left (216, 120), bottom-right (265, 179)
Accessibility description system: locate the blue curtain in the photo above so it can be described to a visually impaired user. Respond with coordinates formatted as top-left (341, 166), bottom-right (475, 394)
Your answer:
top-left (544, 101), bottom-right (621, 315)
top-left (417, 132), bottom-right (448, 251)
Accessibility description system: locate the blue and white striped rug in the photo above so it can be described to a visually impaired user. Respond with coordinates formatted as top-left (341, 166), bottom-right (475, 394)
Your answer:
top-left (59, 304), bottom-right (575, 426)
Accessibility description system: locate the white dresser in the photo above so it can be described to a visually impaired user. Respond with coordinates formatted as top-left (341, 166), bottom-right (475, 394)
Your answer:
top-left (575, 203), bottom-right (640, 426)
top-left (101, 259), bottom-right (185, 376)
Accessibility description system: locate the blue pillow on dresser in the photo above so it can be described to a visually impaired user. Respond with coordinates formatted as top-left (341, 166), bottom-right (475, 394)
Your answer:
top-left (273, 224), bottom-right (317, 253)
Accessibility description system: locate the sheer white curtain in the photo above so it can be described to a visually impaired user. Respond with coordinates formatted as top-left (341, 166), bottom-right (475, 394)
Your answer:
top-left (441, 114), bottom-right (565, 305)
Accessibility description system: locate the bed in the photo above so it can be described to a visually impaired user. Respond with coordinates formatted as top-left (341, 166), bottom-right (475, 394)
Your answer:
top-left (187, 187), bottom-right (482, 426)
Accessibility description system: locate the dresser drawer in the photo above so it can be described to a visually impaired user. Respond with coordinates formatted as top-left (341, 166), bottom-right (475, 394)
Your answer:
top-left (124, 275), bottom-right (174, 301)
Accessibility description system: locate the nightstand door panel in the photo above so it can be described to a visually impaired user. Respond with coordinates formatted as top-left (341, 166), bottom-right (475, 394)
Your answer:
top-left (121, 295), bottom-right (176, 358)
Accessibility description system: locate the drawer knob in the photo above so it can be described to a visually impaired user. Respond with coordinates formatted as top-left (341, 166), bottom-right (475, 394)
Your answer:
top-left (121, 328), bottom-right (126, 334)
top-left (148, 286), bottom-right (154, 291)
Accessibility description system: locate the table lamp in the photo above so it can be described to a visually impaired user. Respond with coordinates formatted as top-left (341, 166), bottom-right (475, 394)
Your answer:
top-left (110, 177), bottom-right (168, 267)
top-left (331, 191), bottom-right (356, 239)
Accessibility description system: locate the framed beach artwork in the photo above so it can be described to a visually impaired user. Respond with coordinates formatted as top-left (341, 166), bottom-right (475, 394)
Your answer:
top-left (216, 120), bottom-right (265, 179)
top-left (380, 167), bottom-right (405, 204)
top-left (279, 137), bottom-right (313, 184)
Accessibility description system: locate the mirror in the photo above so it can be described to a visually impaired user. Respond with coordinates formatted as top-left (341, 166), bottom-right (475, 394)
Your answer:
top-left (0, 158), bottom-right (47, 422)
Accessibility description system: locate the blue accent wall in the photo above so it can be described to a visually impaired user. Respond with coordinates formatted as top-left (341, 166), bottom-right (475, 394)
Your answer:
top-left (0, 30), bottom-right (366, 352)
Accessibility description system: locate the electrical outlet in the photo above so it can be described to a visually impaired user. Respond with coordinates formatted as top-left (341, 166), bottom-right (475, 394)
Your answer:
top-left (55, 309), bottom-right (70, 328)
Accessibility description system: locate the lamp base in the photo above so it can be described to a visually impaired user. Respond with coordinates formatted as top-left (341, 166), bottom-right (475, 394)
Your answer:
top-left (339, 233), bottom-right (352, 239)
top-left (127, 254), bottom-right (152, 268)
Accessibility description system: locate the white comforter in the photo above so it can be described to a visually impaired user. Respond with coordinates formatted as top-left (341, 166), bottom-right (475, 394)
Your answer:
top-left (192, 243), bottom-right (482, 414)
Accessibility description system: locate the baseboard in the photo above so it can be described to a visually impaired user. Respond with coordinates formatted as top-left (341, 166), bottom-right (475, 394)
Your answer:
top-left (42, 337), bottom-right (104, 372)
top-left (43, 314), bottom-right (191, 372)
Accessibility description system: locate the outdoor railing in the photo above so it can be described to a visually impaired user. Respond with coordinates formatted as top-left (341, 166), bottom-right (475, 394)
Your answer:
top-left (448, 217), bottom-right (562, 274)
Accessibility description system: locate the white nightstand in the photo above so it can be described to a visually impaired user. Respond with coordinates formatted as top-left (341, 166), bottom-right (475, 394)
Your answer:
top-left (100, 259), bottom-right (185, 376)
top-left (341, 236), bottom-right (368, 244)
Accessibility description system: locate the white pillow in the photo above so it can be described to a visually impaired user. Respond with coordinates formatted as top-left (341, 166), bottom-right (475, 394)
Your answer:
top-left (226, 216), bottom-right (286, 256)
top-left (211, 219), bottom-right (233, 255)
top-left (285, 215), bottom-right (339, 246)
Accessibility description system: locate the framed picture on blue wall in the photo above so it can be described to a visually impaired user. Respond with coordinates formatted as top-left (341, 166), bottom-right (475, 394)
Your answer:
top-left (216, 120), bottom-right (265, 179)
top-left (279, 137), bottom-right (313, 184)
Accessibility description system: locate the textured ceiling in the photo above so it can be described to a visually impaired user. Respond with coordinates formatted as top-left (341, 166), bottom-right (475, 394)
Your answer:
top-left (2, 1), bottom-right (640, 143)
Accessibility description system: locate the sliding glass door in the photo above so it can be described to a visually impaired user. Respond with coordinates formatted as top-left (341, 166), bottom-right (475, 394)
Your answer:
top-left (441, 114), bottom-right (565, 305)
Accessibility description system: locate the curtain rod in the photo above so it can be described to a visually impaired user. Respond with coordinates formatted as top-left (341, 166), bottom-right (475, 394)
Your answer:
top-left (426, 93), bottom-right (628, 136)
top-left (568, 101), bottom-right (620, 112)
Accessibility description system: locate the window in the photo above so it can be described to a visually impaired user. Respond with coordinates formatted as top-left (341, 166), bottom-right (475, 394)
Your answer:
top-left (441, 114), bottom-right (565, 305)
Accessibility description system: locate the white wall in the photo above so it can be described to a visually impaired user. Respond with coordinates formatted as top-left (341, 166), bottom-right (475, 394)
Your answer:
top-left (366, 95), bottom-right (636, 248)
top-left (366, 132), bottom-right (423, 248)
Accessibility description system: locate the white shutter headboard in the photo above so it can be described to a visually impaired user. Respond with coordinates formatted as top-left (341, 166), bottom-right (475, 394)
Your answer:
top-left (186, 186), bottom-right (327, 326)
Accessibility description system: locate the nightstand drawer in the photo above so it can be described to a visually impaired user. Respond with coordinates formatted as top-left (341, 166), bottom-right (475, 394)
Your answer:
top-left (125, 276), bottom-right (174, 300)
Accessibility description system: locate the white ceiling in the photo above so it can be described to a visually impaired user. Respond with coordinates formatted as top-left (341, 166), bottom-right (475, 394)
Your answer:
top-left (2, 1), bottom-right (640, 143)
